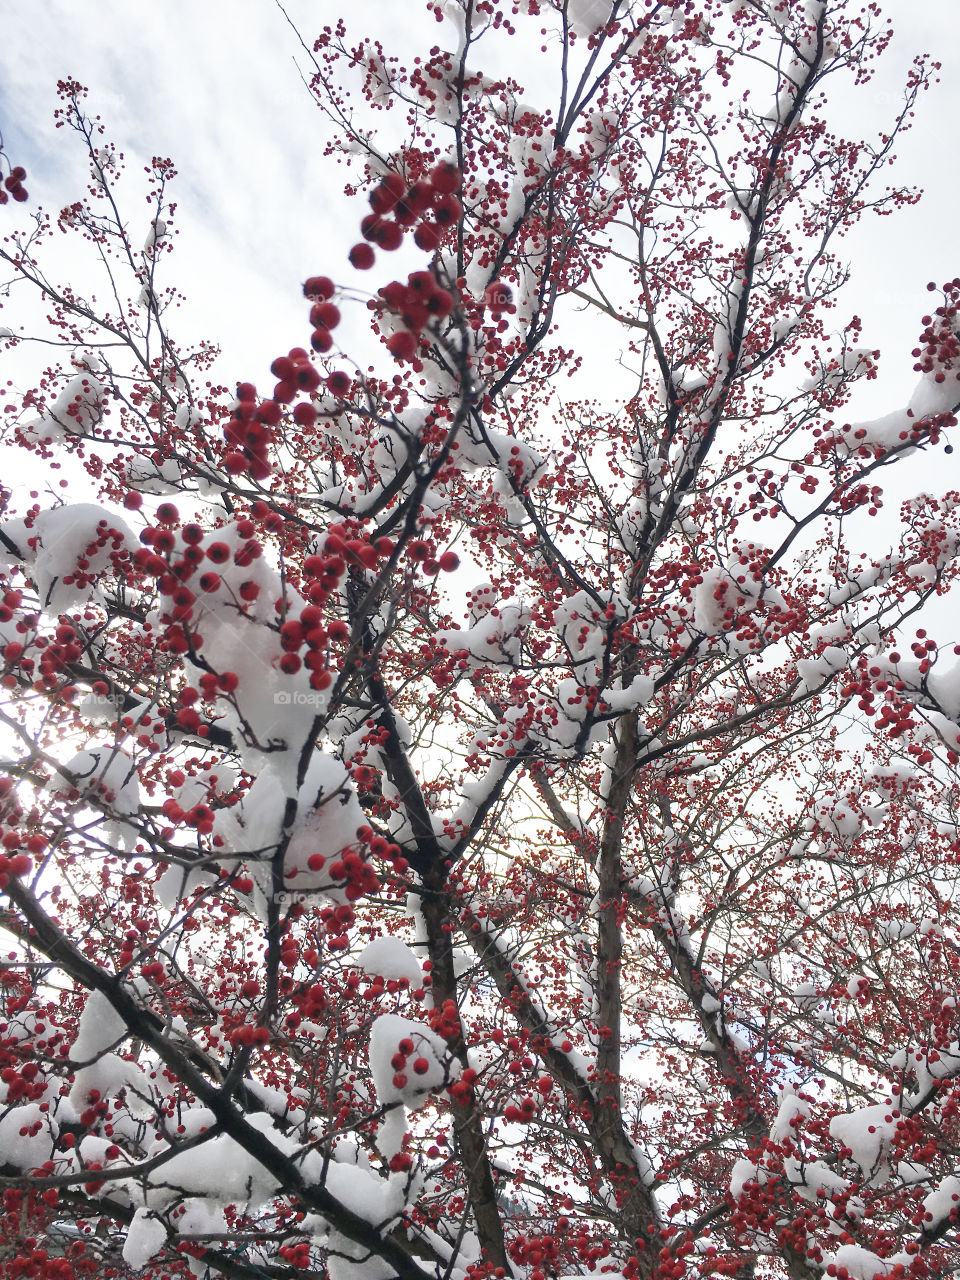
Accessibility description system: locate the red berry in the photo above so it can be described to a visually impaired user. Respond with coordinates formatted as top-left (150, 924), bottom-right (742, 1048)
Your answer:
top-left (310, 302), bottom-right (341, 330)
top-left (430, 162), bottom-right (461, 194)
top-left (349, 243), bottom-right (376, 270)
top-left (433, 194), bottom-right (462, 226)
top-left (386, 331), bottom-right (418, 361)
top-left (427, 288), bottom-right (453, 317)
top-left (374, 220), bottom-right (404, 251)
top-left (303, 276), bottom-right (334, 300)
top-left (257, 399), bottom-right (282, 426)
top-left (396, 182), bottom-right (432, 222)
top-left (380, 280), bottom-right (406, 310)
top-left (369, 173), bottom-right (406, 213)
top-left (222, 450), bottom-right (248, 474)
top-left (400, 301), bottom-right (429, 332)
top-left (296, 366), bottom-right (322, 393)
top-left (361, 213), bottom-right (384, 242)
top-left (414, 222), bottom-right (442, 252)
top-left (293, 402), bottom-right (318, 427)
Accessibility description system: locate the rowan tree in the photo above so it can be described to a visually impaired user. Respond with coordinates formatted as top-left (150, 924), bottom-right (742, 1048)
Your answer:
top-left (1, 3), bottom-right (959, 1279)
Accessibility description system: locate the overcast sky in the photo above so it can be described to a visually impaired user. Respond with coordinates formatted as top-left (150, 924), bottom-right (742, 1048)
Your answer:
top-left (1, 0), bottom-right (958, 420)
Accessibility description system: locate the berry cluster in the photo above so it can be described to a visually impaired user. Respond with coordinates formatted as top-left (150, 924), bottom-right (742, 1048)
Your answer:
top-left (0, 848), bottom-right (33, 889)
top-left (912, 280), bottom-right (960, 382)
top-left (303, 274), bottom-right (337, 352)
top-left (116, 921), bottom-right (152, 969)
top-left (216, 164), bottom-right (474, 471)
top-left (222, 381), bottom-right (283, 479)
top-left (843, 656), bottom-right (934, 756)
top-left (482, 280), bottom-right (514, 317)
top-left (427, 997), bottom-right (461, 1040)
top-left (356, 824), bottom-right (410, 876)
top-left (1, 164), bottom-right (27, 204)
top-left (503, 1094), bottom-right (538, 1123)
top-left (509, 1232), bottom-right (562, 1280)
top-left (227, 1022), bottom-right (271, 1049)
top-left (349, 162), bottom-right (463, 273)
top-left (222, 331), bottom-right (348, 477)
top-left (447, 1067), bottom-right (477, 1106)
top-left (289, 980), bottom-right (328, 1024)
top-left (278, 1243), bottom-right (313, 1270)
top-left (406, 536), bottom-right (458, 575)
top-left (390, 1035), bottom-right (432, 1090)
top-left (161, 793), bottom-right (215, 833)
top-left (325, 846), bottom-right (380, 902)
top-left (377, 269), bottom-right (455, 364)
top-left (0, 1059), bottom-right (45, 1103)
top-left (318, 901), bottom-right (358, 950)
top-left (263, 526), bottom-right (396, 687)
top-left (135, 509), bottom-right (263, 632)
